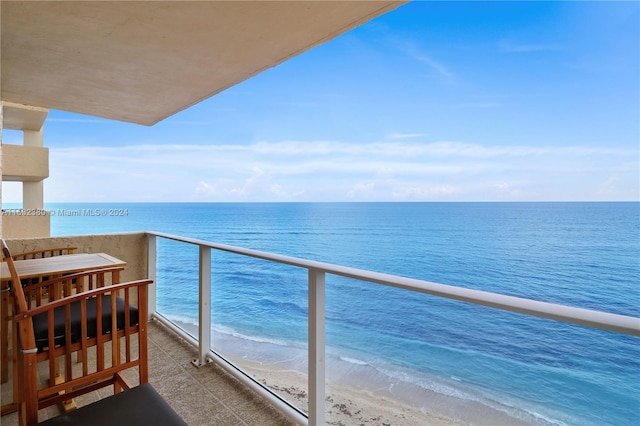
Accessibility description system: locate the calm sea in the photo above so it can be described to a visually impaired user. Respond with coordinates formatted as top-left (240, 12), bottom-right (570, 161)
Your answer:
top-left (43, 202), bottom-right (639, 425)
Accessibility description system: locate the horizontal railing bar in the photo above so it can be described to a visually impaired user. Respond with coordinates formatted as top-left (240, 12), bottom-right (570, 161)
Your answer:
top-left (148, 231), bottom-right (640, 336)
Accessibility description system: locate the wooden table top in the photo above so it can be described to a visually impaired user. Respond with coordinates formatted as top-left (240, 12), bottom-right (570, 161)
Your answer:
top-left (1, 253), bottom-right (126, 281)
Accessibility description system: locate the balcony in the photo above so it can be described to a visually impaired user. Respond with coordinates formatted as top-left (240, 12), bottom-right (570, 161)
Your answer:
top-left (1, 319), bottom-right (295, 426)
top-left (1, 232), bottom-right (639, 425)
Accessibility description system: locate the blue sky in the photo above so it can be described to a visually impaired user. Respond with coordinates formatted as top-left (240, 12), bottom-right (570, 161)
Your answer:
top-left (3, 1), bottom-right (639, 202)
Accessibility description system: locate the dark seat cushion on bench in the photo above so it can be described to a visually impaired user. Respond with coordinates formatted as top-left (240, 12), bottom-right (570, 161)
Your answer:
top-left (38, 383), bottom-right (186, 426)
top-left (32, 295), bottom-right (139, 351)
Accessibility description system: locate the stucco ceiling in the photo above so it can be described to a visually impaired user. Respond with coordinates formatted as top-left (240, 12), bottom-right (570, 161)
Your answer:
top-left (1, 1), bottom-right (404, 126)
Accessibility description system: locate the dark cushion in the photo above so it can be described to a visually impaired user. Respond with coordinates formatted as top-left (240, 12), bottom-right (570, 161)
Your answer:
top-left (38, 383), bottom-right (186, 426)
top-left (32, 294), bottom-right (139, 351)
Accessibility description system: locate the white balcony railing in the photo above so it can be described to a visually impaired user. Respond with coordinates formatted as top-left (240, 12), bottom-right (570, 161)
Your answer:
top-left (145, 231), bottom-right (640, 426)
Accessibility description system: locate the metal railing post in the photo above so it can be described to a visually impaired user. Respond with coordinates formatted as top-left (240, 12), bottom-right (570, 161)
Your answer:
top-left (308, 269), bottom-right (326, 426)
top-left (193, 245), bottom-right (212, 367)
top-left (146, 233), bottom-right (157, 319)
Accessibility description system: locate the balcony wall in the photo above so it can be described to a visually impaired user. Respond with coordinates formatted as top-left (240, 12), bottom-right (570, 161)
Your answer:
top-left (4, 232), bottom-right (149, 283)
top-left (1, 213), bottom-right (50, 238)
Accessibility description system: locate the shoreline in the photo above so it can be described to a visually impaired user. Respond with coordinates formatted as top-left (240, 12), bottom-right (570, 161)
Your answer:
top-left (226, 352), bottom-right (459, 426)
top-left (170, 318), bottom-right (558, 426)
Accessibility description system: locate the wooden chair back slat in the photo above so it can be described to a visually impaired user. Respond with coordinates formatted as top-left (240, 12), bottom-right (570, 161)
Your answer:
top-left (80, 300), bottom-right (89, 377)
top-left (138, 284), bottom-right (149, 384)
top-left (12, 247), bottom-right (77, 261)
top-left (124, 288), bottom-right (132, 363)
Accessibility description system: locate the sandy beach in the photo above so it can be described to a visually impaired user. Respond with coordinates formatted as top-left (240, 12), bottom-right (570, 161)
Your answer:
top-left (226, 353), bottom-right (460, 426)
top-left (172, 319), bottom-right (552, 425)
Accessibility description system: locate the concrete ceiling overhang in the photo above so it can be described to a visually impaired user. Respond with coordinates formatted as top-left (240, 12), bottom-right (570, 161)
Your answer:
top-left (1, 1), bottom-right (405, 126)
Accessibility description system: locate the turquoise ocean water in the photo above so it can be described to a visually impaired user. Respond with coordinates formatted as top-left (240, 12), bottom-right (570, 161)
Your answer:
top-left (42, 202), bottom-right (639, 425)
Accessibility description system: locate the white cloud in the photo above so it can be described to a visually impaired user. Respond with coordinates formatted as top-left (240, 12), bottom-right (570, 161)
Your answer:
top-left (597, 176), bottom-right (621, 196)
top-left (596, 175), bottom-right (638, 199)
top-left (347, 182), bottom-right (376, 199)
top-left (193, 168), bottom-right (304, 201)
top-left (387, 133), bottom-right (424, 139)
top-left (393, 38), bottom-right (454, 81)
top-left (494, 182), bottom-right (525, 199)
top-left (14, 139), bottom-right (634, 203)
top-left (392, 184), bottom-right (460, 200)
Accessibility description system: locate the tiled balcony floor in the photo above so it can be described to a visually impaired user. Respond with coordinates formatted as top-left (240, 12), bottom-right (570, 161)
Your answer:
top-left (1, 320), bottom-right (297, 425)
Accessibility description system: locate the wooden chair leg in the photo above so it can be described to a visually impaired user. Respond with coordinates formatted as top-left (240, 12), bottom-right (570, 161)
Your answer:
top-left (0, 317), bottom-right (19, 416)
top-left (50, 354), bottom-right (77, 412)
top-left (20, 351), bottom-right (39, 426)
top-left (52, 375), bottom-right (78, 412)
top-left (12, 317), bottom-right (19, 410)
top-left (1, 288), bottom-right (10, 383)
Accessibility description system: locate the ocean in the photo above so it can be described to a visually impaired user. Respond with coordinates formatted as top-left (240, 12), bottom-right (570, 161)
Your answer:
top-left (43, 202), bottom-right (639, 425)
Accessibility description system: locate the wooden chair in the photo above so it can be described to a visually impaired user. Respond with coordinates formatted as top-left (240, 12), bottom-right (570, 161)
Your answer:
top-left (36, 382), bottom-right (186, 425)
top-left (18, 263), bottom-right (126, 381)
top-left (2, 246), bottom-right (77, 386)
top-left (1, 241), bottom-right (162, 426)
top-left (1, 243), bottom-right (116, 396)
